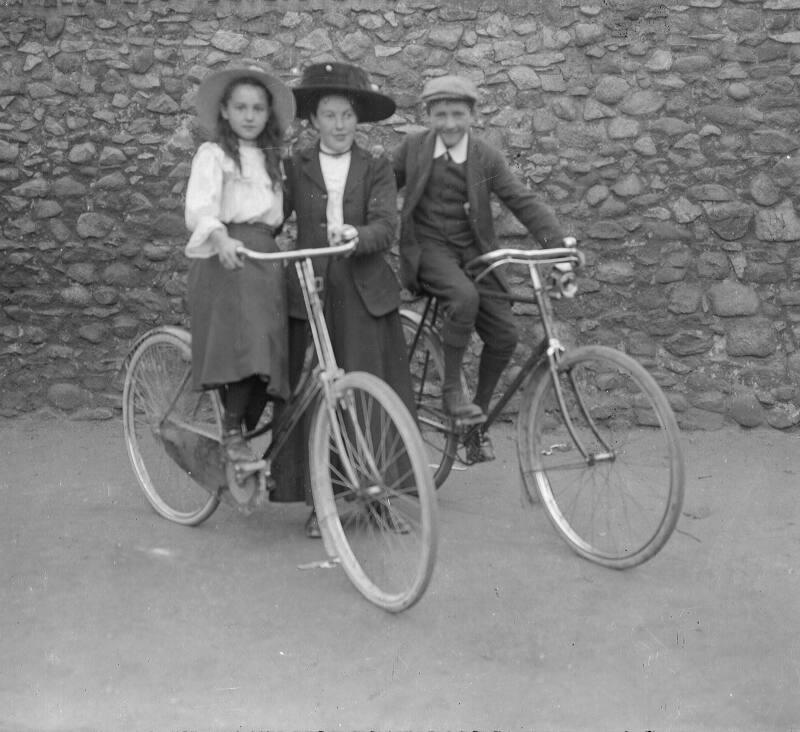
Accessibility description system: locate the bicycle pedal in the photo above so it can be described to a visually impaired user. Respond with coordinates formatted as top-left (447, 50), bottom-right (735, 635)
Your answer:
top-left (233, 458), bottom-right (267, 478)
top-left (226, 460), bottom-right (267, 509)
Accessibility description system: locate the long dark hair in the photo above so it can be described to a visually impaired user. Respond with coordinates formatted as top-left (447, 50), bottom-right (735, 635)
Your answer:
top-left (215, 77), bottom-right (284, 190)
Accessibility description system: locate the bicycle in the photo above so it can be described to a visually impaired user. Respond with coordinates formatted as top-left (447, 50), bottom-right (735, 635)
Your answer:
top-left (399, 240), bottom-right (684, 569)
top-left (122, 241), bottom-right (437, 612)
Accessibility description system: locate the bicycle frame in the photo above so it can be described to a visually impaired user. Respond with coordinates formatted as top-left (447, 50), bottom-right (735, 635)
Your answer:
top-left (236, 242), bottom-right (382, 486)
top-left (476, 247), bottom-right (615, 463)
top-left (409, 244), bottom-right (614, 463)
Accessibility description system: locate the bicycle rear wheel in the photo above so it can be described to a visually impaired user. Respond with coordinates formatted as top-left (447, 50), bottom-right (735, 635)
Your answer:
top-left (122, 327), bottom-right (221, 525)
top-left (518, 345), bottom-right (684, 569)
top-left (399, 308), bottom-right (461, 487)
top-left (309, 371), bottom-right (438, 612)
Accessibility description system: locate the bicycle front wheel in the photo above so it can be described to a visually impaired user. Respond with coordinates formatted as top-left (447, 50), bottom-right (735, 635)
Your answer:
top-left (518, 345), bottom-right (684, 569)
top-left (309, 372), bottom-right (438, 612)
top-left (122, 328), bottom-right (221, 525)
top-left (399, 308), bottom-right (460, 487)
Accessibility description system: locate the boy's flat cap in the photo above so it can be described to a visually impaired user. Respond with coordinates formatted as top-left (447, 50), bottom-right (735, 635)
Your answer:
top-left (420, 75), bottom-right (479, 104)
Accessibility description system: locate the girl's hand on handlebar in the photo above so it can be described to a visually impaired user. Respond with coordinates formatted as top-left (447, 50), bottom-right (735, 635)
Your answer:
top-left (562, 236), bottom-right (577, 248)
top-left (216, 236), bottom-right (245, 270)
top-left (327, 224), bottom-right (359, 254)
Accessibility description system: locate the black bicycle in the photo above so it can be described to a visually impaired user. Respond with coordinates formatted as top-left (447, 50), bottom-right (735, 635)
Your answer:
top-left (122, 242), bottom-right (437, 612)
top-left (399, 240), bottom-right (684, 569)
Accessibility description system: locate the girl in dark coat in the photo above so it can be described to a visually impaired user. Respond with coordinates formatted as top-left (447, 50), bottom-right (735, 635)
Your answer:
top-left (270, 63), bottom-right (414, 538)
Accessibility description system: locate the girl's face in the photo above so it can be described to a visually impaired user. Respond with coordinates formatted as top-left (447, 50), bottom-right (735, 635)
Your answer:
top-left (310, 95), bottom-right (357, 154)
top-left (221, 81), bottom-right (270, 141)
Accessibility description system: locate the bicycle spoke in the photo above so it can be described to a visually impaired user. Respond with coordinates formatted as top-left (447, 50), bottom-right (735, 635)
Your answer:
top-left (123, 331), bottom-right (220, 525)
top-left (309, 372), bottom-right (437, 612)
top-left (519, 346), bottom-right (683, 568)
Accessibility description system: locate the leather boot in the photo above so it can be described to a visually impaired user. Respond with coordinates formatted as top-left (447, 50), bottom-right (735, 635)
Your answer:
top-left (442, 343), bottom-right (484, 421)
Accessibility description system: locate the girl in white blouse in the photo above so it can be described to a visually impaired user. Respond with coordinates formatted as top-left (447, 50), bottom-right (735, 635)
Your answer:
top-left (184, 63), bottom-right (295, 469)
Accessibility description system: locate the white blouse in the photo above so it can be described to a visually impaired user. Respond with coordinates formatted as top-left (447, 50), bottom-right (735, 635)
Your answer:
top-left (184, 140), bottom-right (284, 258)
top-left (318, 148), bottom-right (351, 242)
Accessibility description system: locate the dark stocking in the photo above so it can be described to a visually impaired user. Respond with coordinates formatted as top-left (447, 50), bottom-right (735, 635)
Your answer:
top-left (473, 350), bottom-right (512, 415)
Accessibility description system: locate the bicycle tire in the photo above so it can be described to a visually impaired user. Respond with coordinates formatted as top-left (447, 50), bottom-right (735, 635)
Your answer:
top-left (122, 327), bottom-right (221, 525)
top-left (309, 371), bottom-right (438, 612)
top-left (517, 345), bottom-right (684, 569)
top-left (399, 308), bottom-right (461, 487)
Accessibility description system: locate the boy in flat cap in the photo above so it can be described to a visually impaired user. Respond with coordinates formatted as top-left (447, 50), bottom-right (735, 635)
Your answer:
top-left (393, 74), bottom-right (573, 463)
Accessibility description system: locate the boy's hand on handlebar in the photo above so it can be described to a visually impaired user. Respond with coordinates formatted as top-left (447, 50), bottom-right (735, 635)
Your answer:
top-left (562, 236), bottom-right (577, 248)
top-left (216, 236), bottom-right (245, 270)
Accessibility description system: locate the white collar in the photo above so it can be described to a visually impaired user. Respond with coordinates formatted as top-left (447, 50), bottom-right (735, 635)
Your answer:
top-left (433, 133), bottom-right (468, 164)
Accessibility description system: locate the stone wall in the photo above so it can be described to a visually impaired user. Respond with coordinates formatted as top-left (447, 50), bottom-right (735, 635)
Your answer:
top-left (2, 0), bottom-right (800, 429)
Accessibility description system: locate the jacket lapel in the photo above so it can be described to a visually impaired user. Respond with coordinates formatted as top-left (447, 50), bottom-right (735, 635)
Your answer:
top-left (344, 145), bottom-right (367, 202)
top-left (405, 131), bottom-right (437, 212)
top-left (298, 144), bottom-right (327, 193)
top-left (465, 134), bottom-right (480, 232)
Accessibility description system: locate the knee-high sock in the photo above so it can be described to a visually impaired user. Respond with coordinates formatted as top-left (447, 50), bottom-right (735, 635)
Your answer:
top-left (442, 343), bottom-right (467, 393)
top-left (473, 350), bottom-right (512, 414)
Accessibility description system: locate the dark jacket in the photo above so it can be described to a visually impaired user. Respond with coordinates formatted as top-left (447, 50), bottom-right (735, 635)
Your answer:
top-left (392, 130), bottom-right (566, 292)
top-left (284, 143), bottom-right (400, 319)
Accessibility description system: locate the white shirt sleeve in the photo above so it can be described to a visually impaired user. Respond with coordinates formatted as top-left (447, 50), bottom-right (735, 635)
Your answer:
top-left (183, 142), bottom-right (284, 258)
top-left (185, 142), bottom-right (226, 258)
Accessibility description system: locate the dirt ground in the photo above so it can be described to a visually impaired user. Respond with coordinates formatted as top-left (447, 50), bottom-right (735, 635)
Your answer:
top-left (0, 414), bottom-right (798, 732)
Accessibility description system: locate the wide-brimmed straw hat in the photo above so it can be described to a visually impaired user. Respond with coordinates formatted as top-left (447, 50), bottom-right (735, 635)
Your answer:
top-left (292, 62), bottom-right (396, 123)
top-left (195, 61), bottom-right (296, 136)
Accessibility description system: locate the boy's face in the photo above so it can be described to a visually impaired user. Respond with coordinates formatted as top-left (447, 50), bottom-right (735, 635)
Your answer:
top-left (427, 99), bottom-right (474, 148)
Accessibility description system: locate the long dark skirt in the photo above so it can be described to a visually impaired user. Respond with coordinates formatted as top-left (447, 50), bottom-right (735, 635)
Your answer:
top-left (187, 223), bottom-right (288, 400)
top-left (270, 260), bottom-right (415, 503)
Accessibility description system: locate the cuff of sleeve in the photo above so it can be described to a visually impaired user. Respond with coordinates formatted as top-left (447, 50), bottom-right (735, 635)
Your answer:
top-left (185, 218), bottom-right (225, 258)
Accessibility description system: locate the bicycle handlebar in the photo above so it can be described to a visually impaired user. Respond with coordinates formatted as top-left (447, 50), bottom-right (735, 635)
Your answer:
top-left (466, 245), bottom-right (584, 272)
top-left (235, 240), bottom-right (356, 262)
top-left (467, 245), bottom-right (584, 286)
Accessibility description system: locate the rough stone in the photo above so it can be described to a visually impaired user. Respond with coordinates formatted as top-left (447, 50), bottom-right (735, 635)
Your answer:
top-left (47, 383), bottom-right (90, 411)
top-left (619, 90), bottom-right (665, 116)
top-left (749, 129), bottom-right (800, 154)
top-left (708, 280), bottom-right (761, 316)
top-left (728, 391), bottom-right (765, 428)
top-left (595, 261), bottom-right (635, 284)
top-left (754, 200), bottom-right (800, 241)
top-left (726, 317), bottom-right (777, 357)
top-left (668, 283), bottom-right (702, 314)
top-left (594, 75), bottom-right (629, 104)
top-left (749, 172), bottom-right (781, 206)
top-left (664, 331), bottom-right (714, 356)
top-left (697, 252), bottom-right (730, 279)
top-left (76, 213), bottom-right (115, 239)
top-left (704, 202), bottom-right (754, 241)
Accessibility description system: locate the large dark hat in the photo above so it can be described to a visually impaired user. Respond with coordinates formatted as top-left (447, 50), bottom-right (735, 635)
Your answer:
top-left (195, 61), bottom-right (295, 136)
top-left (292, 62), bottom-right (396, 123)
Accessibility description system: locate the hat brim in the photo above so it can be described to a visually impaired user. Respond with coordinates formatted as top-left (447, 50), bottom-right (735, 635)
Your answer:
top-left (423, 93), bottom-right (476, 105)
top-left (195, 66), bottom-right (296, 136)
top-left (293, 87), bottom-right (396, 123)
